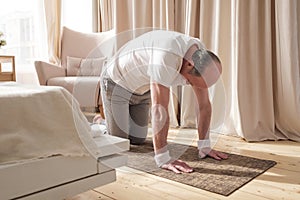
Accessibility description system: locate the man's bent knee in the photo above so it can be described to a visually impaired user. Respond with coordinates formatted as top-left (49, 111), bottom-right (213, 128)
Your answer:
top-left (129, 135), bottom-right (147, 145)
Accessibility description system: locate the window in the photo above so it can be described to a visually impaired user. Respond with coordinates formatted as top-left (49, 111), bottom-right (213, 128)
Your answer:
top-left (62, 0), bottom-right (93, 32)
top-left (0, 0), bottom-right (48, 84)
top-left (0, 0), bottom-right (94, 84)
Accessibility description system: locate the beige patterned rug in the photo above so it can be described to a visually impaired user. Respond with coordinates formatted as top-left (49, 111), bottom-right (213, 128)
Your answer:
top-left (123, 140), bottom-right (276, 196)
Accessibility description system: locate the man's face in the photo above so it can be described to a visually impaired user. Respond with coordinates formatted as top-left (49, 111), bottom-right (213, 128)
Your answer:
top-left (201, 60), bottom-right (222, 88)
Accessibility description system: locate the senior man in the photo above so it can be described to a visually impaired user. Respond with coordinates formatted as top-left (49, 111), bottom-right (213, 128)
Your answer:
top-left (100, 30), bottom-right (228, 174)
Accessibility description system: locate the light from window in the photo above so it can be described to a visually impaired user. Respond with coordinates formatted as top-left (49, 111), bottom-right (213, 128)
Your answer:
top-left (0, 0), bottom-right (48, 67)
top-left (62, 0), bottom-right (93, 33)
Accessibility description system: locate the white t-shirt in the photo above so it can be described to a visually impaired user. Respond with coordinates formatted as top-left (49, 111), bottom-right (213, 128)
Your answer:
top-left (105, 30), bottom-right (205, 95)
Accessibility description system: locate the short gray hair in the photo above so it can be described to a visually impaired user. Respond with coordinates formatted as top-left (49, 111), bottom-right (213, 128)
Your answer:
top-left (189, 50), bottom-right (221, 77)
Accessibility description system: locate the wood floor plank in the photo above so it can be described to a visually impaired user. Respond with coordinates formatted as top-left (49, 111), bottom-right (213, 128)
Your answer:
top-left (215, 138), bottom-right (300, 172)
top-left (257, 167), bottom-right (300, 184)
top-left (249, 167), bottom-right (300, 193)
top-left (96, 179), bottom-right (171, 200)
top-left (239, 180), bottom-right (300, 200)
top-left (95, 168), bottom-right (175, 200)
top-left (65, 190), bottom-right (114, 200)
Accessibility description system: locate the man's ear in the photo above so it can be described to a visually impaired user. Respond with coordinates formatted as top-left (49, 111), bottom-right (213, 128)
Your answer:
top-left (182, 58), bottom-right (193, 69)
top-left (181, 60), bottom-right (194, 75)
top-left (185, 62), bottom-right (194, 72)
top-left (187, 62), bottom-right (193, 67)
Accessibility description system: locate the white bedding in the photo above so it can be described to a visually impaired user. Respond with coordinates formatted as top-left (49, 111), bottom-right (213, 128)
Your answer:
top-left (0, 82), bottom-right (100, 165)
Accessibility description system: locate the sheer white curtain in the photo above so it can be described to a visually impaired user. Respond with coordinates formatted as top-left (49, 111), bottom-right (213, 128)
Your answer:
top-left (0, 0), bottom-right (48, 84)
top-left (43, 0), bottom-right (94, 65)
top-left (178, 0), bottom-right (276, 139)
top-left (274, 0), bottom-right (300, 141)
top-left (94, 0), bottom-right (114, 32)
top-left (111, 0), bottom-right (174, 33)
top-left (43, 0), bottom-right (61, 65)
top-left (62, 0), bottom-right (93, 32)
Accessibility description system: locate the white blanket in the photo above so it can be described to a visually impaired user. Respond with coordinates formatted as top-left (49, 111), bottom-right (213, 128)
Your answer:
top-left (0, 82), bottom-right (100, 165)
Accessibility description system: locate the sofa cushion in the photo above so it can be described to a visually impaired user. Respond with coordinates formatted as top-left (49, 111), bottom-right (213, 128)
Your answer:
top-left (66, 56), bottom-right (82, 76)
top-left (47, 76), bottom-right (101, 107)
top-left (66, 56), bottom-right (107, 76)
top-left (80, 57), bottom-right (107, 76)
top-left (61, 27), bottom-right (114, 69)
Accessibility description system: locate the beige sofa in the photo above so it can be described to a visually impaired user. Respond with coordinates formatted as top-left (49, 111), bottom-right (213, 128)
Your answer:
top-left (35, 27), bottom-right (115, 110)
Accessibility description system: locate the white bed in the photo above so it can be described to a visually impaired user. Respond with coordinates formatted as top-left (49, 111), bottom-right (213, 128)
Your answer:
top-left (0, 82), bottom-right (129, 200)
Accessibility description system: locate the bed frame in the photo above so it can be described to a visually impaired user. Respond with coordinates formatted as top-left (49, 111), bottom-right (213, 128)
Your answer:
top-left (0, 134), bottom-right (129, 200)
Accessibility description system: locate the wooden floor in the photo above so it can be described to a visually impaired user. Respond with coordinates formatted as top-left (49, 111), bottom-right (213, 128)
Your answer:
top-left (67, 128), bottom-right (300, 200)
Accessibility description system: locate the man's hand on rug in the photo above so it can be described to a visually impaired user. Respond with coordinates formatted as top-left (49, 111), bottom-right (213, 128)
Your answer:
top-left (161, 160), bottom-right (193, 174)
top-left (206, 149), bottom-right (228, 160)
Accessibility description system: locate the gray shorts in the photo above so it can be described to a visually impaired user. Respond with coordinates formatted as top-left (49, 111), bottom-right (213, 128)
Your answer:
top-left (101, 77), bottom-right (151, 145)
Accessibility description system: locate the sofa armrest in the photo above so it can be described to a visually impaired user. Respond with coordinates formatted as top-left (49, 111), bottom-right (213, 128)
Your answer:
top-left (35, 61), bottom-right (66, 85)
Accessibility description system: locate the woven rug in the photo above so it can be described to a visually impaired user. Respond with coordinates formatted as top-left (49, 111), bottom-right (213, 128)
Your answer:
top-left (123, 140), bottom-right (276, 196)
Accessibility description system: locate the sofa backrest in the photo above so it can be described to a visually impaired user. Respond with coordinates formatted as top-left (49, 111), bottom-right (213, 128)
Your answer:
top-left (60, 27), bottom-right (158, 77)
top-left (60, 27), bottom-right (115, 69)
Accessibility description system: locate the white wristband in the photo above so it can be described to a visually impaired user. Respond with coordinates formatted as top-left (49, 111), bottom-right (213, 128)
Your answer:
top-left (154, 150), bottom-right (171, 167)
top-left (197, 139), bottom-right (211, 158)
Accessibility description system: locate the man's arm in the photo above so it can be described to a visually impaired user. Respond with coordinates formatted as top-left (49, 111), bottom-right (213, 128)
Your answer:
top-left (150, 82), bottom-right (170, 153)
top-left (151, 82), bottom-right (193, 173)
top-left (192, 86), bottom-right (228, 160)
top-left (192, 86), bottom-right (211, 140)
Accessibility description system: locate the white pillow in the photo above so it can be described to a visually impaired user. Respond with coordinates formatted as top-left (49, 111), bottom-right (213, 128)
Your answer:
top-left (66, 56), bottom-right (81, 76)
top-left (79, 57), bottom-right (107, 76)
top-left (66, 56), bottom-right (106, 76)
